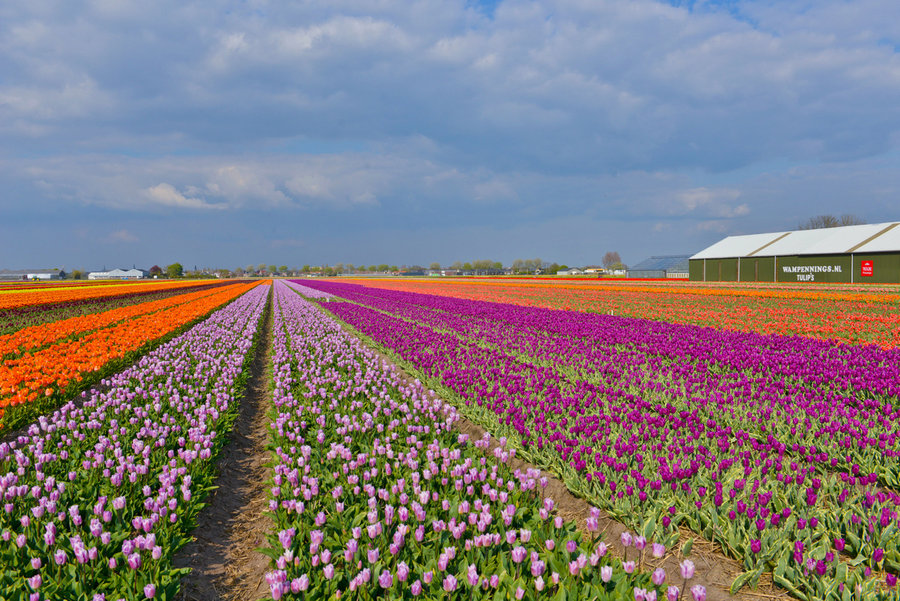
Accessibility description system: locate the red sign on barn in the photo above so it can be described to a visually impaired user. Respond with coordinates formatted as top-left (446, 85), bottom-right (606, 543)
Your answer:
top-left (861, 260), bottom-right (874, 277)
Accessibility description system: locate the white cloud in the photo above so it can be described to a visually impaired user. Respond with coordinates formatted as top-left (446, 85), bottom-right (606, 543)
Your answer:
top-left (106, 228), bottom-right (138, 242)
top-left (675, 187), bottom-right (747, 217)
top-left (143, 183), bottom-right (222, 210)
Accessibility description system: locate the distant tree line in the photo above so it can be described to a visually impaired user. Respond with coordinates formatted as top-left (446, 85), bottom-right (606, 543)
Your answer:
top-left (798, 214), bottom-right (866, 230)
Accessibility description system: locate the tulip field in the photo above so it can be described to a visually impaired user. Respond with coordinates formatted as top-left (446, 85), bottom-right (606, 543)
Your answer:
top-left (295, 279), bottom-right (900, 600)
top-left (259, 280), bottom-right (685, 600)
top-left (334, 278), bottom-right (900, 348)
top-left (0, 281), bottom-right (257, 430)
top-left (2, 276), bottom-right (899, 600)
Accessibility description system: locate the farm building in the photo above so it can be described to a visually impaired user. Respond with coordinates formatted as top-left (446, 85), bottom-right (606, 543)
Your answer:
top-left (689, 221), bottom-right (900, 283)
top-left (627, 255), bottom-right (690, 279)
top-left (88, 268), bottom-right (148, 280)
top-left (0, 269), bottom-right (65, 280)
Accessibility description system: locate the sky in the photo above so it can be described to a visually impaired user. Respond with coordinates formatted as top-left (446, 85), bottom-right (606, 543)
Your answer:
top-left (2, 0), bottom-right (900, 270)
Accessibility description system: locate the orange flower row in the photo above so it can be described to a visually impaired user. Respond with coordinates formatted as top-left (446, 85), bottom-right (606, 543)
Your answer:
top-left (0, 284), bottom-right (245, 359)
top-left (0, 281), bottom-right (260, 412)
top-left (0, 280), bottom-right (221, 311)
top-left (432, 278), bottom-right (900, 304)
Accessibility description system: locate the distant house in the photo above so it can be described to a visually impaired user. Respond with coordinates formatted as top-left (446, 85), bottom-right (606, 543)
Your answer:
top-left (582, 266), bottom-right (605, 275)
top-left (556, 268), bottom-right (584, 276)
top-left (627, 255), bottom-right (690, 279)
top-left (0, 269), bottom-right (65, 280)
top-left (88, 268), bottom-right (149, 280)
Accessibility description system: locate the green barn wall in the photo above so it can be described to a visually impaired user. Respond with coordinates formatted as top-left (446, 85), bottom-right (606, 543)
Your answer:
top-left (774, 254), bottom-right (852, 283)
top-left (689, 260), bottom-right (704, 280)
top-left (690, 252), bottom-right (900, 283)
top-left (851, 252), bottom-right (900, 283)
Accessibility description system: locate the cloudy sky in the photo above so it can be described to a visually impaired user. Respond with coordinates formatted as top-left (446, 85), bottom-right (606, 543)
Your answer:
top-left (2, 0), bottom-right (900, 270)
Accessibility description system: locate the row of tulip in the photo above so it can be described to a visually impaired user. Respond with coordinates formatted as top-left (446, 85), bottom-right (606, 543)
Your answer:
top-left (0, 282), bottom-right (230, 336)
top-left (299, 281), bottom-right (900, 600)
top-left (337, 278), bottom-right (900, 348)
top-left (0, 283), bottom-right (269, 600)
top-left (0, 283), bottom-right (239, 361)
top-left (262, 280), bottom-right (704, 600)
top-left (0, 282), bottom-right (258, 426)
top-left (0, 280), bottom-right (217, 312)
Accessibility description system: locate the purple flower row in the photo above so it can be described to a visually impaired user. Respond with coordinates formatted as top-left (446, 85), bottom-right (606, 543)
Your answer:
top-left (0, 284), bottom-right (269, 600)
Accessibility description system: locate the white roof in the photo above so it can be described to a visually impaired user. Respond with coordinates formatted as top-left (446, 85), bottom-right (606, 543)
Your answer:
top-left (691, 222), bottom-right (900, 259)
top-left (691, 232), bottom-right (787, 259)
top-left (856, 223), bottom-right (900, 253)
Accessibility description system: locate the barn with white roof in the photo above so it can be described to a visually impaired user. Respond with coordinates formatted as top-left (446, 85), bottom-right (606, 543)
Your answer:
top-left (689, 222), bottom-right (900, 283)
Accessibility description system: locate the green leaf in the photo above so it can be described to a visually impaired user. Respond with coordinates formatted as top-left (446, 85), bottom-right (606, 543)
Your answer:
top-left (730, 570), bottom-right (755, 594)
top-left (849, 554), bottom-right (867, 567)
top-left (641, 515), bottom-right (657, 540)
top-left (841, 584), bottom-right (852, 601)
top-left (773, 572), bottom-right (809, 601)
top-left (681, 538), bottom-right (694, 557)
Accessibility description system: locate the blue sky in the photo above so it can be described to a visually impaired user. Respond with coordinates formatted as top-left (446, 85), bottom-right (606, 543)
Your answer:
top-left (2, 0), bottom-right (900, 270)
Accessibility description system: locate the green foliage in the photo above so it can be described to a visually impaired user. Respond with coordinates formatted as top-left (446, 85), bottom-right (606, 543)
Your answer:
top-left (166, 262), bottom-right (183, 278)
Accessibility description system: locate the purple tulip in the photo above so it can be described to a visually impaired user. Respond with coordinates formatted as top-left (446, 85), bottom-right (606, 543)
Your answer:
top-left (691, 585), bottom-right (706, 601)
top-left (443, 574), bottom-right (458, 592)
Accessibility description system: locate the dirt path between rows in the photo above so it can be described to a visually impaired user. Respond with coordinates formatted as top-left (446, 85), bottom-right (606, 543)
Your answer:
top-left (174, 295), bottom-right (274, 601)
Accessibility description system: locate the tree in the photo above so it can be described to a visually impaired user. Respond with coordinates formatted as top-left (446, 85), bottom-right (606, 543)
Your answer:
top-left (389, 265), bottom-right (398, 272)
top-left (149, 265), bottom-right (163, 277)
top-left (268, 264), bottom-right (277, 275)
top-left (166, 263), bottom-right (184, 278)
top-left (462, 262), bottom-right (473, 271)
top-left (71, 269), bottom-right (84, 280)
top-left (602, 251), bottom-right (622, 270)
top-left (798, 214), bottom-right (866, 230)
top-left (279, 265), bottom-right (288, 274)
top-left (430, 262), bottom-right (441, 270)
top-left (450, 261), bottom-right (463, 271)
